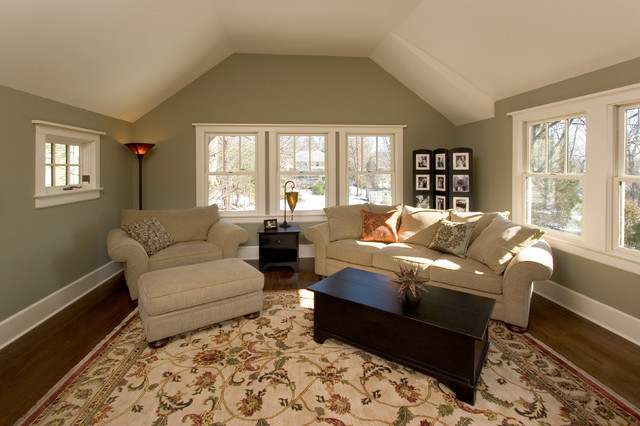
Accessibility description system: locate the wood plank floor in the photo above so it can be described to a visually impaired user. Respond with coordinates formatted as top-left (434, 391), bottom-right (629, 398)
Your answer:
top-left (1, 258), bottom-right (638, 424)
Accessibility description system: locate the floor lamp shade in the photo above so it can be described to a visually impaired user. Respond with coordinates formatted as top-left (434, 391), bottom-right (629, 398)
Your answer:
top-left (125, 143), bottom-right (155, 210)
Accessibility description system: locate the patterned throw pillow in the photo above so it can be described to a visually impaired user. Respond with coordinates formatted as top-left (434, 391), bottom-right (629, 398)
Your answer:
top-left (429, 219), bottom-right (476, 258)
top-left (360, 210), bottom-right (401, 243)
top-left (121, 216), bottom-right (176, 256)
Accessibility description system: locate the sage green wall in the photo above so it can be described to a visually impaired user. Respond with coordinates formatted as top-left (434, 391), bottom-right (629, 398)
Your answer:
top-left (456, 57), bottom-right (640, 320)
top-left (133, 54), bottom-right (455, 245)
top-left (0, 85), bottom-right (134, 322)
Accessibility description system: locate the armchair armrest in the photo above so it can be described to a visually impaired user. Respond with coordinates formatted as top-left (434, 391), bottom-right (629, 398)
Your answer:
top-left (106, 228), bottom-right (148, 263)
top-left (207, 220), bottom-right (249, 258)
top-left (304, 222), bottom-right (330, 276)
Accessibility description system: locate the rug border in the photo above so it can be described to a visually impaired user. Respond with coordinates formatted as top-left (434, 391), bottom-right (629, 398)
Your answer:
top-left (16, 308), bottom-right (140, 425)
top-left (521, 331), bottom-right (640, 418)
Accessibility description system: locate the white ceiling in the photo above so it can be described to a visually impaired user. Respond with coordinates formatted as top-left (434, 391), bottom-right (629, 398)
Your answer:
top-left (2, 0), bottom-right (640, 124)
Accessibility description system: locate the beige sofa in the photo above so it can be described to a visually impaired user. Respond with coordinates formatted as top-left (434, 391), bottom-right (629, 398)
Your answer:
top-left (107, 205), bottom-right (248, 300)
top-left (304, 204), bottom-right (553, 329)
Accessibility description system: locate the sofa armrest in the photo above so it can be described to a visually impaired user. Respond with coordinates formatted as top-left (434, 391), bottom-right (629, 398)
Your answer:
top-left (304, 222), bottom-right (330, 276)
top-left (207, 220), bottom-right (249, 258)
top-left (501, 239), bottom-right (554, 328)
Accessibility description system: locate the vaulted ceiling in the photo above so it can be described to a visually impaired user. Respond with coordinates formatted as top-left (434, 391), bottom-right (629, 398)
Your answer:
top-left (2, 0), bottom-right (640, 125)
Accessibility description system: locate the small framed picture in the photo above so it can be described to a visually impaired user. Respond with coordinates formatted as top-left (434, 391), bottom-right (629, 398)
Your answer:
top-left (453, 152), bottom-right (469, 170)
top-left (415, 153), bottom-right (430, 170)
top-left (415, 194), bottom-right (430, 208)
top-left (264, 218), bottom-right (278, 230)
top-left (435, 153), bottom-right (446, 170)
top-left (453, 197), bottom-right (469, 212)
top-left (453, 174), bottom-right (470, 192)
top-left (435, 195), bottom-right (446, 210)
top-left (435, 174), bottom-right (446, 191)
top-left (416, 174), bottom-right (430, 190)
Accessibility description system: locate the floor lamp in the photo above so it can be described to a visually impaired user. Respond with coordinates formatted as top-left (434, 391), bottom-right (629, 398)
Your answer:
top-left (125, 143), bottom-right (155, 210)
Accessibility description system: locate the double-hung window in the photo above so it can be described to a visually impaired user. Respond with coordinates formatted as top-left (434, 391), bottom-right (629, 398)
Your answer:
top-left (339, 127), bottom-right (403, 206)
top-left (271, 131), bottom-right (333, 215)
top-left (525, 116), bottom-right (586, 236)
top-left (33, 120), bottom-right (103, 208)
top-left (617, 105), bottom-right (640, 252)
top-left (511, 83), bottom-right (640, 274)
top-left (194, 125), bottom-right (265, 216)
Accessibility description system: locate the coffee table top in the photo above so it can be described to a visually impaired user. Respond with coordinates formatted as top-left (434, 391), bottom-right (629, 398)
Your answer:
top-left (309, 267), bottom-right (495, 340)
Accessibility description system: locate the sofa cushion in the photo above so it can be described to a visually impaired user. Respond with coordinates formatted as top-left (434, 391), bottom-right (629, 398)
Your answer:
top-left (397, 206), bottom-right (448, 247)
top-left (368, 203), bottom-right (403, 214)
top-left (430, 254), bottom-right (503, 295)
top-left (467, 215), bottom-right (545, 274)
top-left (360, 209), bottom-right (401, 243)
top-left (429, 219), bottom-right (476, 258)
top-left (326, 239), bottom-right (387, 266)
top-left (121, 205), bottom-right (220, 243)
top-left (371, 243), bottom-right (441, 279)
top-left (121, 216), bottom-right (176, 256)
top-left (148, 241), bottom-right (223, 271)
top-left (449, 210), bottom-right (510, 243)
top-left (324, 204), bottom-right (369, 242)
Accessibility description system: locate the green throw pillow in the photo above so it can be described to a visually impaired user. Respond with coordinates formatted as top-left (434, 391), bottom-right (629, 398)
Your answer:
top-left (429, 219), bottom-right (476, 258)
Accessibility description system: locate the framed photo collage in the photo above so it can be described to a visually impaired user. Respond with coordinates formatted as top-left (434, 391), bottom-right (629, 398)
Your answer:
top-left (412, 148), bottom-right (472, 212)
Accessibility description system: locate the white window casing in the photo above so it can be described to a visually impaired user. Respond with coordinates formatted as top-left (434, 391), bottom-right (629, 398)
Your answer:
top-left (33, 120), bottom-right (103, 209)
top-left (510, 83), bottom-right (640, 274)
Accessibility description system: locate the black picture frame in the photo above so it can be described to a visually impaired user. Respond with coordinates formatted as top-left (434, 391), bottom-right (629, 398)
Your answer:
top-left (435, 153), bottom-right (446, 170)
top-left (435, 195), bottom-right (446, 210)
top-left (435, 174), bottom-right (446, 191)
top-left (264, 218), bottom-right (278, 230)
top-left (452, 152), bottom-right (470, 170)
top-left (453, 174), bottom-right (470, 193)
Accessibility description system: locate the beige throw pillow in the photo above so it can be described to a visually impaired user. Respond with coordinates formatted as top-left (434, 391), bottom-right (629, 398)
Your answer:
top-left (429, 219), bottom-right (476, 258)
top-left (467, 215), bottom-right (545, 274)
top-left (449, 210), bottom-right (510, 243)
top-left (121, 216), bottom-right (176, 255)
top-left (398, 206), bottom-right (449, 247)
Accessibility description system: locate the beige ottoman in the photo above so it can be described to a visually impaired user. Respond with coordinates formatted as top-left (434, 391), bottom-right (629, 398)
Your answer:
top-left (138, 258), bottom-right (264, 347)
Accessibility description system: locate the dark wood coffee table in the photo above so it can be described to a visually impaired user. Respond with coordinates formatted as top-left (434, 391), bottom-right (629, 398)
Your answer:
top-left (308, 267), bottom-right (495, 405)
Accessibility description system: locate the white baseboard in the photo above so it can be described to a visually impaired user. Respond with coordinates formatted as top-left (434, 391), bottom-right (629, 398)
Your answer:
top-left (0, 261), bottom-right (123, 350)
top-left (534, 280), bottom-right (640, 347)
top-left (238, 244), bottom-right (315, 260)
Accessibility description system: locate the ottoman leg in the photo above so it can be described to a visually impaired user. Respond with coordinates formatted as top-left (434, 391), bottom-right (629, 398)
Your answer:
top-left (244, 312), bottom-right (260, 320)
top-left (148, 337), bottom-right (171, 349)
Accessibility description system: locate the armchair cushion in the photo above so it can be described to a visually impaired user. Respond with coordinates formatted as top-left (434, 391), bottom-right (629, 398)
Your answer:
top-left (121, 216), bottom-right (175, 255)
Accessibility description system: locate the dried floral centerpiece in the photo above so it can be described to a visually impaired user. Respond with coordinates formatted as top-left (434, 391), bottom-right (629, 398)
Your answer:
top-left (392, 265), bottom-right (428, 305)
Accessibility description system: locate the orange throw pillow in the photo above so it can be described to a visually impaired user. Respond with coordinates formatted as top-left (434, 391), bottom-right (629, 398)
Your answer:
top-left (360, 210), bottom-right (401, 243)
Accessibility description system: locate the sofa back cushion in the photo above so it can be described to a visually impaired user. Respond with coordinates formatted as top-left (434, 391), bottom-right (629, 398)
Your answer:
top-left (324, 204), bottom-right (369, 241)
top-left (121, 205), bottom-right (220, 242)
top-left (449, 210), bottom-right (510, 243)
top-left (398, 206), bottom-right (448, 247)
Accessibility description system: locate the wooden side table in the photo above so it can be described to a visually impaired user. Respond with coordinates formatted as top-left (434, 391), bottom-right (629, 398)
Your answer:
top-left (258, 224), bottom-right (300, 272)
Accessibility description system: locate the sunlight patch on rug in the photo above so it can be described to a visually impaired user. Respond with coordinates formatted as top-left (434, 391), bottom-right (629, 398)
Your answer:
top-left (20, 291), bottom-right (640, 425)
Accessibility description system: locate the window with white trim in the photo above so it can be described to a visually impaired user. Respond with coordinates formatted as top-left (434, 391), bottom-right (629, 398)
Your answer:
top-left (273, 132), bottom-right (330, 213)
top-left (525, 116), bottom-right (586, 236)
top-left (33, 120), bottom-right (103, 209)
top-left (194, 124), bottom-right (403, 220)
top-left (617, 105), bottom-right (640, 253)
top-left (511, 83), bottom-right (640, 274)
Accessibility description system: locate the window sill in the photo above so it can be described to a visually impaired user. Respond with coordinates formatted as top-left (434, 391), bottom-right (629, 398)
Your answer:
top-left (34, 187), bottom-right (103, 209)
top-left (220, 213), bottom-right (327, 224)
top-left (543, 234), bottom-right (640, 275)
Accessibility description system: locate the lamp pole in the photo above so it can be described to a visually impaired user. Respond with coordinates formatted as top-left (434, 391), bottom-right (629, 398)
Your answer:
top-left (125, 143), bottom-right (155, 210)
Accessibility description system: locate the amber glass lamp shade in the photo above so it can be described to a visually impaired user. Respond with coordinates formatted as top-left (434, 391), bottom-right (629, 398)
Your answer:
top-left (282, 180), bottom-right (298, 228)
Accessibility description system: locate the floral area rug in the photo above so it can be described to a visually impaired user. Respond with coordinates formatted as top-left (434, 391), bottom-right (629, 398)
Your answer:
top-left (20, 290), bottom-right (639, 425)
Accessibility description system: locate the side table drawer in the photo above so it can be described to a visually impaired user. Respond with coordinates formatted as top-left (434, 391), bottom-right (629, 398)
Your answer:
top-left (260, 233), bottom-right (296, 249)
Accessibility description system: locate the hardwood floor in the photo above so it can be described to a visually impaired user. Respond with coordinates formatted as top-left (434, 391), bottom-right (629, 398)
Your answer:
top-left (1, 258), bottom-right (638, 424)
